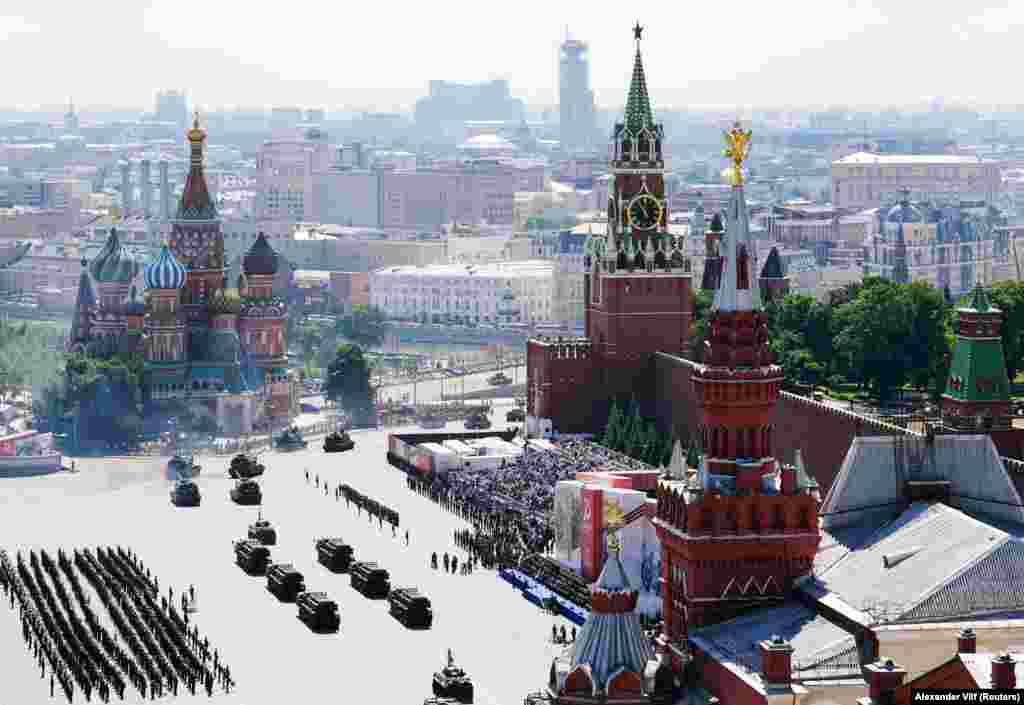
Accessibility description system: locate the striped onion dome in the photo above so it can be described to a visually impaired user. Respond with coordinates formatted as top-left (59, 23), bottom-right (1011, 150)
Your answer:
top-left (145, 244), bottom-right (186, 290)
top-left (89, 228), bottom-right (142, 283)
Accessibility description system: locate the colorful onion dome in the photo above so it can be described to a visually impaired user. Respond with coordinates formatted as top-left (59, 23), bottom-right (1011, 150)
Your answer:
top-left (207, 287), bottom-right (242, 316)
top-left (145, 244), bottom-right (186, 290)
top-left (89, 228), bottom-right (142, 283)
top-left (243, 232), bottom-right (279, 276)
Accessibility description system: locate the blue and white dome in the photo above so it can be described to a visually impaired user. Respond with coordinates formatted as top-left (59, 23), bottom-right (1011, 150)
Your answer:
top-left (145, 244), bottom-right (186, 290)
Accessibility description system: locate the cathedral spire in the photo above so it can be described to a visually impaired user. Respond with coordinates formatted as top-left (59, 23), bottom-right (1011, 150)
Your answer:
top-left (623, 23), bottom-right (655, 136)
top-left (177, 112), bottom-right (217, 221)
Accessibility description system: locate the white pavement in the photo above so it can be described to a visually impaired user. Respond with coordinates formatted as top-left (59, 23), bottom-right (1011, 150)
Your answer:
top-left (0, 421), bottom-right (570, 704)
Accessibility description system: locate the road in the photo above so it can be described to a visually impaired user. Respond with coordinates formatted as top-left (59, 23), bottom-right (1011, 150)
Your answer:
top-left (0, 423), bottom-right (569, 704)
top-left (302, 366), bottom-right (527, 407)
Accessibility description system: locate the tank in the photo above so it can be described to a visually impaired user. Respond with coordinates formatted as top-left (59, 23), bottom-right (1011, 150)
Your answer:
top-left (488, 372), bottom-right (511, 386)
top-left (349, 561), bottom-right (390, 599)
top-left (388, 587), bottom-right (433, 629)
top-left (248, 519), bottom-right (277, 545)
top-left (234, 539), bottom-right (271, 575)
top-left (266, 563), bottom-right (306, 602)
top-left (170, 479), bottom-right (201, 507)
top-left (231, 478), bottom-right (262, 505)
top-left (167, 454), bottom-right (201, 480)
top-left (296, 591), bottom-right (340, 632)
top-left (229, 453), bottom-right (265, 479)
top-left (275, 426), bottom-right (308, 452)
top-left (316, 538), bottom-right (354, 573)
top-left (505, 408), bottom-right (525, 423)
top-left (323, 430), bottom-right (355, 453)
top-left (432, 652), bottom-right (473, 704)
top-left (463, 412), bottom-right (491, 430)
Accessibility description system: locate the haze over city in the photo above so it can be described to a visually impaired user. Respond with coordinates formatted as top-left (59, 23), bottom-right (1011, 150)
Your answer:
top-left (4, 1), bottom-right (1024, 111)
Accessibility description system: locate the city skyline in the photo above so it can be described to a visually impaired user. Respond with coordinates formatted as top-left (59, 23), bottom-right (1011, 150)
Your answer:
top-left (3, 1), bottom-right (1024, 114)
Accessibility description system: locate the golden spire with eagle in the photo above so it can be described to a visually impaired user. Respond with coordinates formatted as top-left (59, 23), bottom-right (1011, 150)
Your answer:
top-left (723, 121), bottom-right (753, 186)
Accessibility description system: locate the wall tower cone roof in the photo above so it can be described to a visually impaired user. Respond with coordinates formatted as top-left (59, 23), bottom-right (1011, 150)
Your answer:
top-left (713, 122), bottom-right (761, 313)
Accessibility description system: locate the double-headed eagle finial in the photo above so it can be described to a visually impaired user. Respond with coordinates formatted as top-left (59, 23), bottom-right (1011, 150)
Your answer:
top-left (723, 121), bottom-right (753, 186)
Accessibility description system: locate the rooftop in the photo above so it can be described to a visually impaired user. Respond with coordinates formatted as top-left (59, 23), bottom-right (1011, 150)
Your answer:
top-left (835, 152), bottom-right (993, 166)
top-left (372, 260), bottom-right (554, 279)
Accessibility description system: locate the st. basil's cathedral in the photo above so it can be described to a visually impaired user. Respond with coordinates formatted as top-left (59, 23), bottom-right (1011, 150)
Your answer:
top-left (69, 117), bottom-right (290, 436)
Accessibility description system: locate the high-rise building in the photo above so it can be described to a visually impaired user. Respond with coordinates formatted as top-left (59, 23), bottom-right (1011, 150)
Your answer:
top-left (559, 36), bottom-right (597, 153)
top-left (155, 90), bottom-right (189, 127)
top-left (414, 80), bottom-right (525, 138)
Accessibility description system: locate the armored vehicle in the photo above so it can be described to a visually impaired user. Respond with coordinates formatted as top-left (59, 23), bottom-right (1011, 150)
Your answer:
top-left (170, 479), bottom-right (201, 507)
top-left (463, 412), bottom-right (491, 430)
top-left (234, 539), bottom-right (271, 575)
top-left (229, 453), bottom-right (265, 479)
top-left (296, 591), bottom-right (340, 632)
top-left (266, 563), bottom-right (306, 602)
top-left (349, 561), bottom-right (390, 599)
top-left (275, 426), bottom-right (308, 452)
top-left (433, 651), bottom-right (473, 703)
top-left (316, 538), bottom-right (354, 573)
top-left (388, 587), bottom-right (433, 629)
top-left (230, 478), bottom-right (262, 505)
top-left (488, 372), bottom-right (511, 386)
top-left (505, 408), bottom-right (525, 423)
top-left (247, 519), bottom-right (277, 545)
top-left (167, 454), bottom-right (201, 480)
top-left (323, 430), bottom-right (355, 453)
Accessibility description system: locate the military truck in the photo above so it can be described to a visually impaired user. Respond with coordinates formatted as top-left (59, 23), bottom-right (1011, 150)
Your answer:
top-left (266, 563), bottom-right (306, 602)
top-left (230, 478), bottom-right (262, 505)
top-left (296, 591), bottom-right (341, 632)
top-left (234, 539), bottom-right (271, 575)
top-left (388, 587), bottom-right (433, 629)
top-left (349, 561), bottom-right (390, 599)
top-left (247, 519), bottom-right (277, 545)
top-left (315, 538), bottom-right (354, 573)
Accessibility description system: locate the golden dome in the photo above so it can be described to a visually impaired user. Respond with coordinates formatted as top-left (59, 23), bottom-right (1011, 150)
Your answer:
top-left (187, 112), bottom-right (206, 143)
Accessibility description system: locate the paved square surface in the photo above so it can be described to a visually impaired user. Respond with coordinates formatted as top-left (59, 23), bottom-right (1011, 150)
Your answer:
top-left (0, 422), bottom-right (569, 704)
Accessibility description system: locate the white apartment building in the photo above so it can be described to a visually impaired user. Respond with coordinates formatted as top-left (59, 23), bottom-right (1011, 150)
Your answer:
top-left (369, 260), bottom-right (555, 325)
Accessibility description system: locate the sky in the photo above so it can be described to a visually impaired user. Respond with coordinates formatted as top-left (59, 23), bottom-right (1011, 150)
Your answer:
top-left (2, 0), bottom-right (1023, 113)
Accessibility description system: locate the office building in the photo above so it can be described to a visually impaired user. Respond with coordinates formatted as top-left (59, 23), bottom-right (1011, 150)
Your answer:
top-left (559, 37), bottom-right (597, 153)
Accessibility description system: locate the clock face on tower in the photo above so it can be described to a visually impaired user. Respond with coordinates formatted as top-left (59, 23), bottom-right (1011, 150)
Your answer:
top-left (628, 194), bottom-right (661, 231)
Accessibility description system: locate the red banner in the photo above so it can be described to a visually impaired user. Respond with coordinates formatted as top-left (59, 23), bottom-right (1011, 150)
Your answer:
top-left (580, 486), bottom-right (604, 582)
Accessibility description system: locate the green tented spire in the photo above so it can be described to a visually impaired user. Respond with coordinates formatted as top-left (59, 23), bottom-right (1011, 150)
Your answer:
top-left (968, 283), bottom-right (993, 312)
top-left (624, 47), bottom-right (655, 136)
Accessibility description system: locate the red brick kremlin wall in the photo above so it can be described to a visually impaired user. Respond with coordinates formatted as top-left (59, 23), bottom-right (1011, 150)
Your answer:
top-left (649, 353), bottom-right (1024, 497)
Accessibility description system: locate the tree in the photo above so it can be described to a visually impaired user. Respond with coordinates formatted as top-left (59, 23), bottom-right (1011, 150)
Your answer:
top-left (325, 344), bottom-right (376, 426)
top-left (832, 278), bottom-right (914, 401)
top-left (602, 401), bottom-right (623, 449)
top-left (337, 304), bottom-right (387, 349)
top-left (988, 281), bottom-right (1024, 381)
top-left (689, 289), bottom-right (715, 362)
top-left (900, 281), bottom-right (952, 395)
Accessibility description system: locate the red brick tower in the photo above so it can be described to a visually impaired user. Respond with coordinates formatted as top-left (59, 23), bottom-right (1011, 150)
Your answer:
top-left (758, 246), bottom-right (790, 304)
top-left (652, 125), bottom-right (821, 669)
top-left (583, 24), bottom-right (692, 401)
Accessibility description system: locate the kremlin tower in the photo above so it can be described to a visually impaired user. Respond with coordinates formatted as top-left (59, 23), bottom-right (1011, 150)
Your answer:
top-left (528, 24), bottom-right (692, 434)
top-left (652, 124), bottom-right (821, 668)
top-left (546, 542), bottom-right (672, 705)
top-left (70, 116), bottom-right (289, 436)
top-left (941, 284), bottom-right (1013, 430)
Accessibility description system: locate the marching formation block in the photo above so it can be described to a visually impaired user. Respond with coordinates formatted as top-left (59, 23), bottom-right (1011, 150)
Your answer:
top-left (388, 587), bottom-right (433, 629)
top-left (266, 563), bottom-right (306, 602)
top-left (349, 561), bottom-right (390, 599)
top-left (315, 538), bottom-right (354, 573)
top-left (234, 539), bottom-right (271, 575)
top-left (296, 591), bottom-right (340, 632)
